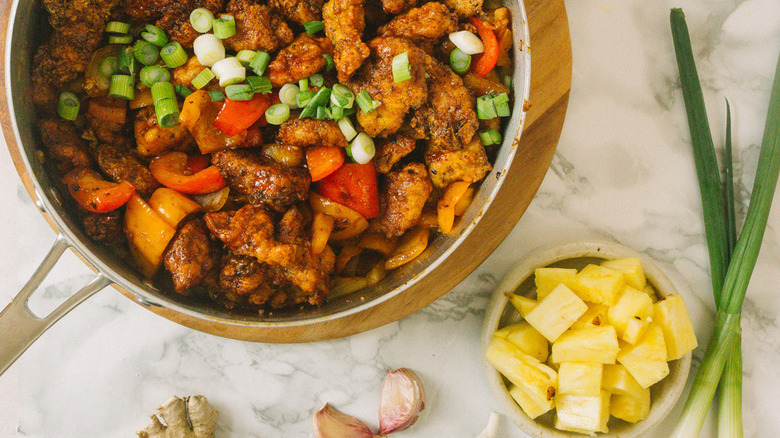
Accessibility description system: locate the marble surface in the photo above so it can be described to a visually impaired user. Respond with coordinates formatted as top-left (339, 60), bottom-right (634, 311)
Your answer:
top-left (1, 0), bottom-right (780, 437)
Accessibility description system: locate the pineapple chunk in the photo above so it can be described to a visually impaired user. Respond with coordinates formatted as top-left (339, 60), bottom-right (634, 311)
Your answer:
top-left (601, 257), bottom-right (646, 290)
top-left (525, 284), bottom-right (588, 342)
top-left (601, 364), bottom-right (645, 399)
top-left (534, 267), bottom-right (577, 300)
top-left (494, 322), bottom-right (549, 362)
top-left (608, 286), bottom-right (653, 337)
top-left (551, 326), bottom-right (619, 364)
top-left (571, 303), bottom-right (610, 330)
top-left (486, 337), bottom-right (558, 414)
top-left (653, 294), bottom-right (698, 360)
top-left (610, 387), bottom-right (651, 423)
top-left (569, 264), bottom-right (626, 305)
top-left (507, 294), bottom-right (537, 317)
top-left (617, 323), bottom-right (669, 388)
top-left (623, 316), bottom-right (651, 344)
top-left (558, 362), bottom-right (603, 396)
top-left (555, 390), bottom-right (610, 434)
top-left (643, 283), bottom-right (658, 302)
top-left (508, 384), bottom-right (554, 419)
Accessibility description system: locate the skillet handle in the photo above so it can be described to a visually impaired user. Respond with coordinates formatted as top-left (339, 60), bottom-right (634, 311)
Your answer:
top-left (0, 235), bottom-right (112, 376)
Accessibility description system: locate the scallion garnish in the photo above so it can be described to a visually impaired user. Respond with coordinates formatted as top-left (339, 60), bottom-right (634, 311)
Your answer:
top-left (356, 90), bottom-right (377, 114)
top-left (330, 83), bottom-right (354, 108)
top-left (265, 103), bottom-right (291, 125)
top-left (99, 56), bottom-right (118, 77)
top-left (450, 48), bottom-right (471, 75)
top-left (330, 105), bottom-right (344, 120)
top-left (478, 129), bottom-right (502, 146)
top-left (108, 35), bottom-right (133, 45)
top-left (279, 83), bottom-right (300, 108)
top-left (57, 92), bottom-right (80, 121)
top-left (118, 47), bottom-right (138, 76)
top-left (154, 97), bottom-right (180, 128)
top-left (151, 81), bottom-right (175, 103)
top-left (191, 68), bottom-right (215, 89)
top-left (350, 132), bottom-right (376, 164)
top-left (315, 106), bottom-right (331, 120)
top-left (304, 20), bottom-right (324, 35)
top-left (211, 56), bottom-right (245, 86)
top-left (337, 117), bottom-right (358, 141)
top-left (476, 95), bottom-right (497, 119)
top-left (299, 87), bottom-right (332, 119)
top-left (246, 75), bottom-right (272, 94)
top-left (392, 52), bottom-right (411, 83)
top-left (225, 84), bottom-right (253, 101)
top-left (109, 74), bottom-right (134, 100)
top-left (236, 50), bottom-right (256, 66)
top-left (296, 90), bottom-right (315, 108)
top-left (160, 42), bottom-right (187, 68)
top-left (309, 73), bottom-right (324, 88)
top-left (323, 54), bottom-right (335, 72)
top-left (493, 93), bottom-right (510, 117)
top-left (140, 65), bottom-right (171, 87)
top-left (213, 15), bottom-right (236, 39)
top-left (299, 77), bottom-right (309, 92)
top-left (133, 40), bottom-right (159, 66)
top-left (249, 51), bottom-right (270, 76)
top-left (503, 74), bottom-right (513, 89)
top-left (175, 84), bottom-right (193, 98)
top-left (105, 21), bottom-right (130, 34)
top-left (208, 90), bottom-right (225, 101)
top-left (190, 8), bottom-right (214, 33)
top-left (141, 24), bottom-right (168, 47)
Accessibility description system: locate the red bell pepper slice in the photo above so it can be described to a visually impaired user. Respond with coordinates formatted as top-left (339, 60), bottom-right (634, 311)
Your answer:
top-left (150, 152), bottom-right (227, 195)
top-left (470, 17), bottom-right (499, 78)
top-left (62, 168), bottom-right (135, 213)
top-left (306, 146), bottom-right (345, 182)
top-left (87, 96), bottom-right (127, 124)
top-left (318, 162), bottom-right (380, 219)
top-left (213, 93), bottom-right (271, 137)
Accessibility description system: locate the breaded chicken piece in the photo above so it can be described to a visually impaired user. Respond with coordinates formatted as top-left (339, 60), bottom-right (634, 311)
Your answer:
top-left (373, 163), bottom-right (432, 238)
top-left (276, 118), bottom-right (349, 149)
top-left (381, 0), bottom-right (417, 14)
top-left (223, 0), bottom-right (294, 53)
top-left (134, 106), bottom-right (195, 157)
top-left (267, 34), bottom-right (334, 87)
top-left (323, 0), bottom-right (370, 83)
top-left (164, 218), bottom-right (220, 293)
top-left (443, 0), bottom-right (482, 18)
top-left (125, 0), bottom-right (224, 48)
top-left (81, 210), bottom-right (125, 246)
top-left (374, 135), bottom-right (416, 173)
top-left (462, 71), bottom-right (510, 97)
top-left (218, 254), bottom-right (277, 305)
top-left (348, 36), bottom-right (428, 138)
top-left (425, 137), bottom-right (492, 188)
top-left (380, 2), bottom-right (457, 42)
top-left (95, 144), bottom-right (160, 197)
top-left (269, 0), bottom-right (323, 25)
top-left (37, 118), bottom-right (93, 172)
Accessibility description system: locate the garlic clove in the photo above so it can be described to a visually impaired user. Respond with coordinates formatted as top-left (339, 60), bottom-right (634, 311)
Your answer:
top-left (312, 403), bottom-right (382, 438)
top-left (378, 368), bottom-right (426, 434)
top-left (475, 412), bottom-right (501, 438)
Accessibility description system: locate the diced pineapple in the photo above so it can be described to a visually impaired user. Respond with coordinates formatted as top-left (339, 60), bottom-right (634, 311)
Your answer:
top-left (570, 303), bottom-right (610, 330)
top-left (494, 322), bottom-right (549, 362)
top-left (653, 294), bottom-right (698, 361)
top-left (601, 364), bottom-right (645, 399)
top-left (623, 316), bottom-right (651, 344)
top-left (486, 337), bottom-right (558, 415)
top-left (601, 257), bottom-right (646, 290)
top-left (551, 326), bottom-right (619, 364)
top-left (608, 286), bottom-right (653, 337)
top-left (534, 267), bottom-right (578, 300)
top-left (558, 362), bottom-right (603, 396)
top-left (610, 387), bottom-right (651, 423)
top-left (569, 264), bottom-right (626, 305)
top-left (525, 284), bottom-right (588, 342)
top-left (508, 384), bottom-right (554, 419)
top-left (617, 323), bottom-right (669, 388)
top-left (643, 283), bottom-right (658, 302)
top-left (555, 390), bottom-right (610, 434)
top-left (507, 293), bottom-right (537, 317)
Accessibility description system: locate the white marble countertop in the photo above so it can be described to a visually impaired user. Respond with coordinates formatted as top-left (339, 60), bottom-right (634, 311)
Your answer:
top-left (1, 1), bottom-right (779, 437)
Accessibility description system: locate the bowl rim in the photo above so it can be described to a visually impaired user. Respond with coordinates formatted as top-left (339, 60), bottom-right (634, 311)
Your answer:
top-left (481, 239), bottom-right (692, 438)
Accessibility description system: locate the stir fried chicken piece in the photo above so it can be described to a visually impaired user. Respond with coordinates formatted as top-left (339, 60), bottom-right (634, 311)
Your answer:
top-left (381, 0), bottom-right (417, 14)
top-left (134, 106), bottom-right (195, 157)
top-left (379, 2), bottom-right (457, 42)
top-left (373, 163), bottom-right (432, 237)
top-left (95, 144), bottom-right (160, 197)
top-left (218, 254), bottom-right (276, 305)
top-left (462, 72), bottom-right (511, 97)
top-left (38, 118), bottom-right (93, 172)
top-left (267, 34), bottom-right (334, 87)
top-left (425, 137), bottom-right (492, 188)
top-left (269, 0), bottom-right (323, 25)
top-left (85, 98), bottom-right (127, 144)
top-left (211, 149), bottom-right (310, 212)
top-left (163, 218), bottom-right (220, 293)
top-left (126, 0), bottom-right (224, 48)
top-left (443, 0), bottom-right (482, 18)
top-left (323, 0), bottom-right (370, 83)
top-left (276, 118), bottom-right (349, 149)
top-left (223, 0), bottom-right (294, 53)
top-left (81, 209), bottom-right (124, 246)
top-left (349, 37), bottom-right (428, 138)
top-left (374, 135), bottom-right (416, 173)
top-left (277, 207), bottom-right (307, 244)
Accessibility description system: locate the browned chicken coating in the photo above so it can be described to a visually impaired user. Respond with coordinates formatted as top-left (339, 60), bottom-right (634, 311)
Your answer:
top-left (443, 0), bottom-right (482, 18)
top-left (379, 2), bottom-right (457, 42)
top-left (38, 118), bottom-right (93, 172)
top-left (374, 135), bottom-right (416, 173)
top-left (425, 137), bottom-right (492, 188)
top-left (223, 0), bottom-right (294, 53)
top-left (269, 0), bottom-right (323, 25)
top-left (125, 0), bottom-right (224, 48)
top-left (267, 34), bottom-right (334, 87)
top-left (349, 36), bottom-right (428, 138)
top-left (135, 106), bottom-right (195, 157)
top-left (211, 149), bottom-right (310, 212)
top-left (381, 0), bottom-right (418, 14)
top-left (462, 72), bottom-right (511, 97)
top-left (164, 218), bottom-right (220, 293)
top-left (276, 118), bottom-right (349, 149)
top-left (373, 163), bottom-right (432, 237)
top-left (85, 99), bottom-right (127, 144)
top-left (218, 254), bottom-right (277, 305)
top-left (81, 209), bottom-right (125, 246)
top-left (172, 57), bottom-right (207, 87)
top-left (323, 0), bottom-right (370, 83)
top-left (95, 144), bottom-right (160, 197)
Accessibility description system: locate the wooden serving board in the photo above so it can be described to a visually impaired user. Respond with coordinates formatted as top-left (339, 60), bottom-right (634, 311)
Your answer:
top-left (0, 0), bottom-right (571, 342)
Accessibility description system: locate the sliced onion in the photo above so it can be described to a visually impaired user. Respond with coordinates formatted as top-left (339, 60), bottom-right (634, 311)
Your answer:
top-left (448, 31), bottom-right (484, 55)
top-left (279, 83), bottom-right (300, 108)
top-left (211, 57), bottom-right (245, 86)
top-left (190, 187), bottom-right (230, 212)
top-left (193, 34), bottom-right (225, 67)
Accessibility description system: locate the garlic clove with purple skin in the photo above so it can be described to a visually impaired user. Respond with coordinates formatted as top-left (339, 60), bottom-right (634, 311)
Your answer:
top-left (312, 403), bottom-right (382, 438)
top-left (378, 368), bottom-right (426, 434)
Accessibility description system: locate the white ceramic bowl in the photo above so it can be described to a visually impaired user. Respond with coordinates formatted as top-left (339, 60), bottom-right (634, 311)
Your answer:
top-left (481, 240), bottom-right (692, 438)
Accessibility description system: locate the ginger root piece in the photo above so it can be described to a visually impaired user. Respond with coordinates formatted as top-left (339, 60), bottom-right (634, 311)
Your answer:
top-left (137, 395), bottom-right (219, 438)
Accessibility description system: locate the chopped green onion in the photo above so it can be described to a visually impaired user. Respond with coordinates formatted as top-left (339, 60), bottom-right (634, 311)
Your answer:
top-left (141, 24), bottom-right (168, 47)
top-left (190, 8), bottom-right (214, 33)
top-left (330, 106), bottom-right (344, 120)
top-left (209, 90), bottom-right (225, 101)
top-left (304, 20), bottom-right (324, 35)
top-left (350, 132), bottom-right (375, 164)
top-left (249, 51), bottom-right (271, 76)
top-left (246, 75), bottom-right (272, 94)
top-left (133, 40), bottom-right (159, 66)
top-left (392, 52), bottom-right (411, 83)
top-left (296, 90), bottom-right (315, 108)
top-left (213, 15), bottom-right (236, 39)
top-left (236, 50), bottom-right (256, 66)
top-left (160, 42), bottom-right (187, 68)
top-left (343, 106), bottom-right (357, 117)
top-left (279, 83), bottom-right (300, 108)
top-left (356, 90), bottom-right (378, 114)
top-left (316, 106), bottom-right (332, 120)
top-left (450, 48), bottom-right (471, 75)
top-left (265, 103), bottom-right (291, 125)
top-left (330, 83), bottom-right (354, 108)
top-left (338, 117), bottom-right (358, 141)
top-left (151, 81), bottom-right (175, 103)
top-left (479, 129), bottom-right (502, 146)
top-left (309, 73), bottom-right (324, 87)
top-left (299, 87), bottom-right (332, 119)
top-left (108, 35), bottom-right (133, 45)
top-left (299, 78), bottom-right (309, 92)
top-left (193, 34), bottom-right (225, 67)
top-left (99, 56), bottom-right (118, 77)
top-left (154, 97), bottom-right (180, 128)
top-left (503, 74), bottom-right (513, 89)
top-left (191, 68), bottom-right (215, 89)
top-left (140, 65), bottom-right (171, 87)
top-left (109, 75), bottom-right (134, 100)
top-left (175, 84), bottom-right (193, 98)
top-left (323, 54), bottom-right (335, 72)
top-left (211, 57), bottom-right (245, 86)
top-left (493, 93), bottom-right (510, 117)
top-left (225, 84), bottom-right (254, 101)
top-left (57, 92), bottom-right (80, 121)
top-left (118, 47), bottom-right (138, 76)
top-left (477, 95), bottom-right (497, 119)
top-left (448, 31), bottom-right (484, 55)
top-left (106, 21), bottom-right (130, 34)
